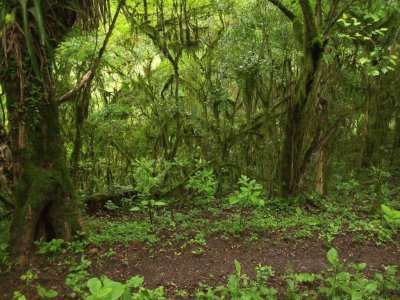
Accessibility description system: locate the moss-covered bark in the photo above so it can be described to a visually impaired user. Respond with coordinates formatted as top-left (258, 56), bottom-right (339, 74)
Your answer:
top-left (278, 1), bottom-right (324, 196)
top-left (392, 113), bottom-right (400, 165)
top-left (3, 73), bottom-right (83, 265)
top-left (0, 0), bottom-right (107, 265)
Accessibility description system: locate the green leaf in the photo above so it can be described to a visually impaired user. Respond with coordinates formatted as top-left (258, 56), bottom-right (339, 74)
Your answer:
top-left (358, 263), bottom-right (366, 271)
top-left (358, 57), bottom-right (370, 65)
top-left (382, 204), bottom-right (400, 218)
top-left (87, 278), bottom-right (102, 295)
top-left (364, 281), bottom-right (378, 293)
top-left (13, 291), bottom-right (27, 300)
top-left (351, 292), bottom-right (363, 300)
top-left (98, 287), bottom-right (113, 298)
top-left (337, 271), bottom-right (351, 281)
top-left (368, 69), bottom-right (380, 76)
top-left (30, 0), bottom-right (46, 46)
top-left (234, 259), bottom-right (241, 277)
top-left (126, 275), bottom-right (144, 288)
top-left (36, 286), bottom-right (58, 298)
top-left (229, 196), bottom-right (240, 205)
top-left (5, 13), bottom-right (15, 24)
top-left (104, 283), bottom-right (124, 300)
top-left (18, 0), bottom-right (40, 77)
top-left (327, 248), bottom-right (339, 266)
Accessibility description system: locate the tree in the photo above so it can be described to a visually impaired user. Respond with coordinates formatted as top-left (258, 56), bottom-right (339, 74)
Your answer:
top-left (0, 0), bottom-right (111, 265)
top-left (266, 0), bottom-right (368, 195)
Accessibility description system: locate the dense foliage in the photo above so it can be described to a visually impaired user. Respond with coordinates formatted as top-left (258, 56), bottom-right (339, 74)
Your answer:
top-left (0, 0), bottom-right (399, 299)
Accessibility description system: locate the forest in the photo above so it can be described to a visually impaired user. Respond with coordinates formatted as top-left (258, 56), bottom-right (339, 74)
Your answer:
top-left (0, 0), bottom-right (400, 299)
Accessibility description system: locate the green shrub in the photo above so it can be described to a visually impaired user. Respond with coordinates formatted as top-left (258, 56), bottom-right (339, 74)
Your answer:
top-left (186, 168), bottom-right (217, 202)
top-left (229, 175), bottom-right (265, 226)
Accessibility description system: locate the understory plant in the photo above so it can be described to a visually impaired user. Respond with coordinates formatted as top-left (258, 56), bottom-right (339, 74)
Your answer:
top-left (34, 238), bottom-right (64, 255)
top-left (131, 158), bottom-right (169, 224)
top-left (229, 175), bottom-right (265, 226)
top-left (65, 256), bottom-right (92, 298)
top-left (85, 275), bottom-right (164, 300)
top-left (195, 259), bottom-right (277, 299)
top-left (381, 204), bottom-right (400, 227)
top-left (186, 168), bottom-right (217, 203)
top-left (12, 271), bottom-right (58, 299)
top-left (317, 248), bottom-right (400, 299)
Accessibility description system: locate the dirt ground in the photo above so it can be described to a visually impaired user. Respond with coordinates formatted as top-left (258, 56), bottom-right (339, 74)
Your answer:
top-left (1, 232), bottom-right (399, 299)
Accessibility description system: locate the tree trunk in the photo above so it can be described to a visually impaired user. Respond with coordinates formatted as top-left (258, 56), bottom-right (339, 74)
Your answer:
top-left (280, 42), bottom-right (324, 195)
top-left (316, 148), bottom-right (325, 195)
top-left (0, 124), bottom-right (13, 198)
top-left (271, 0), bottom-right (324, 196)
top-left (392, 113), bottom-right (400, 165)
top-left (71, 85), bottom-right (91, 185)
top-left (4, 75), bottom-right (84, 266)
top-left (280, 102), bottom-right (304, 196)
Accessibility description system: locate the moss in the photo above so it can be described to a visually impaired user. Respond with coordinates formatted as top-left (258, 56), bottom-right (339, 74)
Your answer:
top-left (292, 17), bottom-right (304, 48)
top-left (0, 219), bottom-right (10, 245)
top-left (8, 88), bottom-right (84, 257)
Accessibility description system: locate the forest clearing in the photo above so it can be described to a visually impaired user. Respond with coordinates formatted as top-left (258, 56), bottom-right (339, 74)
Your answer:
top-left (0, 0), bottom-right (400, 299)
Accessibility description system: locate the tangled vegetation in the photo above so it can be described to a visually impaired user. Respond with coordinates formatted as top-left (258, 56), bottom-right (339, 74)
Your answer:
top-left (0, 0), bottom-right (399, 299)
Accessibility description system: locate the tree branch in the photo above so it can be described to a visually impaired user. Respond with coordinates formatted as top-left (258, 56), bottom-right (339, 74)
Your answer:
top-left (299, 0), bottom-right (319, 42)
top-left (267, 0), bottom-right (296, 21)
top-left (298, 120), bottom-right (340, 182)
top-left (58, 0), bottom-right (125, 104)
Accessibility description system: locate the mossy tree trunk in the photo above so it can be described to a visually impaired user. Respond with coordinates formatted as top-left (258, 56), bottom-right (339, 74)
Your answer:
top-left (269, 0), bottom-right (324, 196)
top-left (71, 85), bottom-right (91, 185)
top-left (392, 113), bottom-right (400, 165)
top-left (2, 67), bottom-right (84, 266)
top-left (0, 0), bottom-right (110, 265)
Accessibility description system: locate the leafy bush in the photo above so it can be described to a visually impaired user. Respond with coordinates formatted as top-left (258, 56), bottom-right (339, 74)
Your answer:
top-left (131, 158), bottom-right (169, 224)
top-left (186, 168), bottom-right (217, 202)
top-left (229, 175), bottom-right (264, 207)
top-left (132, 158), bottom-right (167, 195)
top-left (229, 175), bottom-right (265, 225)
